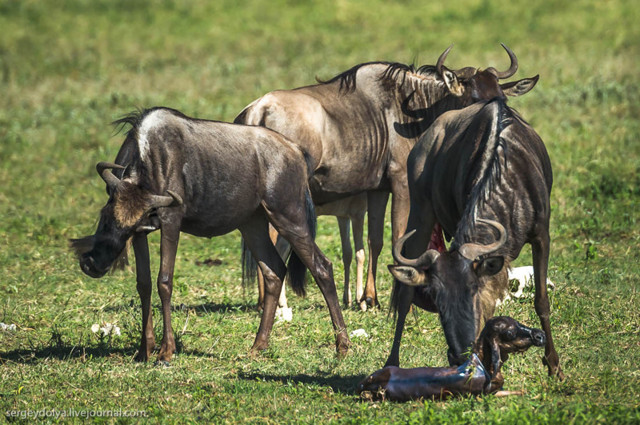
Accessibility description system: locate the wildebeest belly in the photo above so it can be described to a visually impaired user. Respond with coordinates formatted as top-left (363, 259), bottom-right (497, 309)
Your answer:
top-left (309, 165), bottom-right (387, 205)
top-left (180, 193), bottom-right (262, 238)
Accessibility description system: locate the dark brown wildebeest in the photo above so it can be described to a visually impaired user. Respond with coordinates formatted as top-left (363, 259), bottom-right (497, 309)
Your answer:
top-left (236, 44), bottom-right (538, 309)
top-left (386, 95), bottom-right (564, 379)
top-left (71, 107), bottom-right (349, 364)
top-left (359, 316), bottom-right (546, 401)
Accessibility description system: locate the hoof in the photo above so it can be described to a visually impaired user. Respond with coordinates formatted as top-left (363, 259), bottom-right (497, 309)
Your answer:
top-left (542, 356), bottom-right (565, 380)
top-left (336, 336), bottom-right (350, 358)
top-left (365, 297), bottom-right (380, 309)
top-left (134, 352), bottom-right (150, 363)
top-left (250, 341), bottom-right (269, 352)
top-left (359, 300), bottom-right (367, 312)
top-left (154, 360), bottom-right (171, 368)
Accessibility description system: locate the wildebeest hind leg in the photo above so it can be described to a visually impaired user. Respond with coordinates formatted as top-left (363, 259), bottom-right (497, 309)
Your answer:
top-left (362, 191), bottom-right (388, 310)
top-left (241, 215), bottom-right (287, 353)
top-left (337, 217), bottom-right (353, 307)
top-left (132, 233), bottom-right (155, 362)
top-left (266, 208), bottom-right (350, 356)
top-left (532, 232), bottom-right (564, 379)
top-left (350, 212), bottom-right (366, 310)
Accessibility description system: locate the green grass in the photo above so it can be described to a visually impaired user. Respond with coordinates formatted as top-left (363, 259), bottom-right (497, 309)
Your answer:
top-left (1, 0), bottom-right (639, 423)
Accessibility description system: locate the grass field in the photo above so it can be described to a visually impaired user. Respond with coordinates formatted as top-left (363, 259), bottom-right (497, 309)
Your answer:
top-left (1, 0), bottom-right (639, 423)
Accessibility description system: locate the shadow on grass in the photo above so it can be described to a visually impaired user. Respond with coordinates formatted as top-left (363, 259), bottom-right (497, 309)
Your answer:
top-left (0, 342), bottom-right (242, 365)
top-left (103, 301), bottom-right (258, 315)
top-left (237, 371), bottom-right (366, 396)
top-left (0, 343), bottom-right (139, 364)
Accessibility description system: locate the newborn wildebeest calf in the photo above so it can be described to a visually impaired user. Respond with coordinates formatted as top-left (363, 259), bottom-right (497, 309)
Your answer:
top-left (72, 107), bottom-right (349, 364)
top-left (359, 316), bottom-right (545, 402)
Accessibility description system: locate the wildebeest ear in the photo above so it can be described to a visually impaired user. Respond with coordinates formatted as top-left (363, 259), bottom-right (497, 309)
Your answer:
top-left (388, 265), bottom-right (427, 286)
top-left (474, 256), bottom-right (504, 277)
top-left (441, 66), bottom-right (465, 97)
top-left (501, 75), bottom-right (539, 97)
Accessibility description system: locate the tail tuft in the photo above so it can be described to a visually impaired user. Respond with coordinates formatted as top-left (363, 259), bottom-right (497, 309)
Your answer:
top-left (241, 238), bottom-right (258, 288)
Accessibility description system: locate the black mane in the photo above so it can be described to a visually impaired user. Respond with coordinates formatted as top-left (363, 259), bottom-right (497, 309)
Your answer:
top-left (112, 108), bottom-right (146, 137)
top-left (112, 107), bottom-right (190, 136)
top-left (453, 99), bottom-right (514, 247)
top-left (317, 61), bottom-right (439, 93)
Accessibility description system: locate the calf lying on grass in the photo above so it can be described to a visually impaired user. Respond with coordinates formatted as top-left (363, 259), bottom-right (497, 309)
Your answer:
top-left (358, 316), bottom-right (545, 401)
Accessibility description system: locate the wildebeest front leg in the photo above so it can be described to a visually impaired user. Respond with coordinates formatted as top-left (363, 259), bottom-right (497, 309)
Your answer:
top-left (532, 232), bottom-right (564, 379)
top-left (132, 233), bottom-right (155, 362)
top-left (385, 283), bottom-right (415, 367)
top-left (385, 206), bottom-right (434, 367)
top-left (487, 338), bottom-right (505, 392)
top-left (156, 224), bottom-right (181, 365)
top-left (362, 191), bottom-right (389, 310)
top-left (390, 178), bottom-right (410, 244)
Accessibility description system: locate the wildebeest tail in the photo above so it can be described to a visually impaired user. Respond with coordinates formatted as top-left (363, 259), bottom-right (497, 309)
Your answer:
top-left (287, 188), bottom-right (317, 297)
top-left (242, 233), bottom-right (292, 287)
top-left (241, 238), bottom-right (258, 288)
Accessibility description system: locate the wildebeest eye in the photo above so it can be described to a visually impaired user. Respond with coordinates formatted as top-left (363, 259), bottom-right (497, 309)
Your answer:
top-left (475, 256), bottom-right (504, 277)
top-left (502, 329), bottom-right (517, 341)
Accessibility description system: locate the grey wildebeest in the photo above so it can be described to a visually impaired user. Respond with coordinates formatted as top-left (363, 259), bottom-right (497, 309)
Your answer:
top-left (236, 44), bottom-right (538, 310)
top-left (386, 94), bottom-right (563, 378)
top-left (71, 107), bottom-right (349, 364)
top-left (359, 316), bottom-right (546, 401)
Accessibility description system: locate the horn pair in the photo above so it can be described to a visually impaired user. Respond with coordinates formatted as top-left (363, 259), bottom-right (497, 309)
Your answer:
top-left (436, 43), bottom-right (518, 79)
top-left (393, 219), bottom-right (507, 266)
top-left (96, 162), bottom-right (183, 208)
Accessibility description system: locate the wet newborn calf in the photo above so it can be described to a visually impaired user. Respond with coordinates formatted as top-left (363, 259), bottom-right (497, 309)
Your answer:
top-left (359, 316), bottom-right (545, 402)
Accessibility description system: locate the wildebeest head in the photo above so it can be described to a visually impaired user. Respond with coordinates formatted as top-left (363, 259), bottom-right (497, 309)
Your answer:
top-left (71, 162), bottom-right (182, 278)
top-left (436, 44), bottom-right (539, 103)
top-left (388, 219), bottom-right (507, 366)
top-left (479, 316), bottom-right (546, 357)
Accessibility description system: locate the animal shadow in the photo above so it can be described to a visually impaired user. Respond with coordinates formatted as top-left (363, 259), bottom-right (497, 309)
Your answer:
top-left (238, 371), bottom-right (366, 396)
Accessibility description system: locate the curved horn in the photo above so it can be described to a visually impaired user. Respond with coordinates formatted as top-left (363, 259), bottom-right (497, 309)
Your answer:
top-left (458, 218), bottom-right (507, 261)
top-left (436, 44), bottom-right (453, 75)
top-left (148, 189), bottom-right (183, 209)
top-left (96, 162), bottom-right (125, 191)
top-left (393, 229), bottom-right (441, 268)
top-left (487, 43), bottom-right (518, 79)
top-left (400, 90), bottom-right (428, 119)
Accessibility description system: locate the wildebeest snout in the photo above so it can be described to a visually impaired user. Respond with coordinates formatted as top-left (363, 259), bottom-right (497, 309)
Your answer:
top-left (79, 255), bottom-right (109, 279)
top-left (531, 328), bottom-right (546, 347)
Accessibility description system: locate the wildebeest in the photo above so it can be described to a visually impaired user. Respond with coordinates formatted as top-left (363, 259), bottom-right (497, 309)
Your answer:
top-left (359, 316), bottom-right (546, 401)
top-left (71, 107), bottom-right (349, 363)
top-left (386, 95), bottom-right (563, 378)
top-left (236, 44), bottom-right (538, 309)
